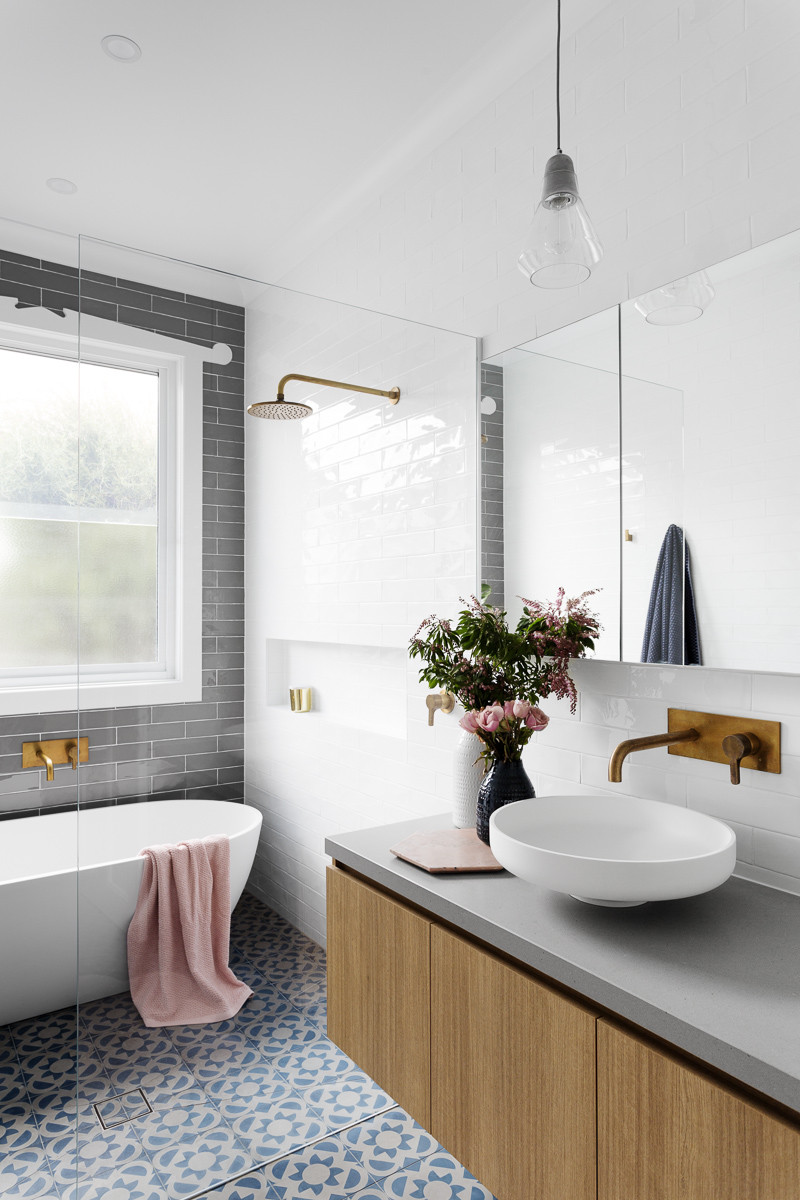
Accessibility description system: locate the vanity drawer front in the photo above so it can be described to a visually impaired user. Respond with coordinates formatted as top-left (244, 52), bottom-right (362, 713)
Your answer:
top-left (598, 1019), bottom-right (800, 1200)
top-left (430, 924), bottom-right (596, 1200)
top-left (326, 865), bottom-right (431, 1128)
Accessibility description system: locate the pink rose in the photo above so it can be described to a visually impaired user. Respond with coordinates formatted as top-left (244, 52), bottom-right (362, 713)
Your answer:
top-left (459, 711), bottom-right (480, 734)
top-left (476, 704), bottom-right (504, 733)
top-left (525, 706), bottom-right (549, 731)
top-left (503, 701), bottom-right (515, 719)
top-left (513, 699), bottom-right (531, 719)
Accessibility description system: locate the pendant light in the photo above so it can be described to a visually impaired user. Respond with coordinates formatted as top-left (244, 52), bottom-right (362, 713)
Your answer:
top-left (633, 271), bottom-right (715, 325)
top-left (518, 0), bottom-right (603, 288)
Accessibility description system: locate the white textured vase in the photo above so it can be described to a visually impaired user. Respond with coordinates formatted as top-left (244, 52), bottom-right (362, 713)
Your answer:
top-left (452, 729), bottom-right (485, 828)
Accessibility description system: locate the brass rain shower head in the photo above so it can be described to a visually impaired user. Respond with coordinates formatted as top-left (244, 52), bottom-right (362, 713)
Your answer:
top-left (247, 373), bottom-right (401, 421)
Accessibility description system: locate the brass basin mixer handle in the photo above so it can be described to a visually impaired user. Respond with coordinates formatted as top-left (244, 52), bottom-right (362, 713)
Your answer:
top-left (722, 733), bottom-right (761, 785)
top-left (426, 690), bottom-right (456, 726)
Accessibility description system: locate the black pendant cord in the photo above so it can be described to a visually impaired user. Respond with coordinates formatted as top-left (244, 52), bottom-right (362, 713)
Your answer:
top-left (556, 0), bottom-right (562, 153)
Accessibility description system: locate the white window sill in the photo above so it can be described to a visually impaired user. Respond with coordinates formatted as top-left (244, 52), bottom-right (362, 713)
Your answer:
top-left (0, 671), bottom-right (203, 717)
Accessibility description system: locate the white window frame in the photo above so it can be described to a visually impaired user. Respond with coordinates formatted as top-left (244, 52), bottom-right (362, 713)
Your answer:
top-left (0, 299), bottom-right (232, 714)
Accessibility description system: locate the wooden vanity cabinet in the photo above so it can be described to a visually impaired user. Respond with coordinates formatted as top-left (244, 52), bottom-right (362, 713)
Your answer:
top-left (598, 1019), bottom-right (800, 1200)
top-left (326, 866), bottom-right (432, 1127)
top-left (430, 924), bottom-right (596, 1200)
top-left (327, 866), bottom-right (596, 1198)
top-left (327, 865), bottom-right (800, 1200)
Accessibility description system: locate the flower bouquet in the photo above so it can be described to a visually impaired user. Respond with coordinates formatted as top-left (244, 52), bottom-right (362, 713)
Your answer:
top-left (409, 589), bottom-right (600, 841)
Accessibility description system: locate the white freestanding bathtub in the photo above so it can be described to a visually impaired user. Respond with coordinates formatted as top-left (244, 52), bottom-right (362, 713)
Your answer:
top-left (0, 799), bottom-right (262, 1026)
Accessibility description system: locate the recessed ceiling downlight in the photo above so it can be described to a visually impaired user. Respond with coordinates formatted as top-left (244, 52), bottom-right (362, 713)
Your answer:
top-left (101, 34), bottom-right (142, 62)
top-left (46, 177), bottom-right (77, 195)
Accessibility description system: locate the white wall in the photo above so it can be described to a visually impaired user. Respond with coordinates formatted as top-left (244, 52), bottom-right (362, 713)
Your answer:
top-left (244, 286), bottom-right (477, 944)
top-left (253, 0), bottom-right (800, 926)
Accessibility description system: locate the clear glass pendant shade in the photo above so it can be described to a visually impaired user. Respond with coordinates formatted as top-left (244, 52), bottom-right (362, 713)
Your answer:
top-left (518, 153), bottom-right (603, 289)
top-left (633, 271), bottom-right (715, 325)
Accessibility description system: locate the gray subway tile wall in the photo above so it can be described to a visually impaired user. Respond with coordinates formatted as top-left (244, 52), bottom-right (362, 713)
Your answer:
top-left (0, 249), bottom-right (244, 819)
top-left (481, 362), bottom-right (504, 608)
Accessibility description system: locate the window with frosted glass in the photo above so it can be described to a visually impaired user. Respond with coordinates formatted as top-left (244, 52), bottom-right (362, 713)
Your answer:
top-left (0, 346), bottom-right (159, 672)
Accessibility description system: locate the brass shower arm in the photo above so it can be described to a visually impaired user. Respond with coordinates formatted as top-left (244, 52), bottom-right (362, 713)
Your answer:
top-left (276, 373), bottom-right (400, 404)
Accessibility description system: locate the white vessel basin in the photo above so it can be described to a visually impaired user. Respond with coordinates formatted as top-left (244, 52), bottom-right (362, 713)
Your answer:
top-left (489, 795), bottom-right (736, 906)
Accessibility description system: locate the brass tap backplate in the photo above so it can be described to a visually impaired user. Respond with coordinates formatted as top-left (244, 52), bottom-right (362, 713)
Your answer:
top-left (667, 709), bottom-right (780, 774)
top-left (22, 736), bottom-right (89, 771)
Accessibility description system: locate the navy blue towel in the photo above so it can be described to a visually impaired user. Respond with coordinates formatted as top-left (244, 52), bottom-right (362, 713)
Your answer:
top-left (641, 524), bottom-right (701, 666)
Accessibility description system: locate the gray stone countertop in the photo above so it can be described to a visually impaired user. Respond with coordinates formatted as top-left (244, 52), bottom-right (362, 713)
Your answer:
top-left (325, 813), bottom-right (800, 1116)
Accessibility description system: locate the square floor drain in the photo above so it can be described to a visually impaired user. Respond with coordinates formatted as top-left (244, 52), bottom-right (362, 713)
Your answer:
top-left (94, 1088), bottom-right (152, 1129)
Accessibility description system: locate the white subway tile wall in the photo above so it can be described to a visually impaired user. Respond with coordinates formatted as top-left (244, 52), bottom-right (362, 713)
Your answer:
top-left (518, 659), bottom-right (800, 898)
top-left (246, 0), bottom-right (800, 934)
top-left (245, 288), bottom-right (477, 944)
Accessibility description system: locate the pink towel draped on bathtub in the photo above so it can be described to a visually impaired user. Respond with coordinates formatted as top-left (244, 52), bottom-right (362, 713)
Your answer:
top-left (127, 834), bottom-right (252, 1028)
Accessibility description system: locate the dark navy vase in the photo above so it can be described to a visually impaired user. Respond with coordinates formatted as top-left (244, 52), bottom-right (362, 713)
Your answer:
top-left (476, 757), bottom-right (535, 844)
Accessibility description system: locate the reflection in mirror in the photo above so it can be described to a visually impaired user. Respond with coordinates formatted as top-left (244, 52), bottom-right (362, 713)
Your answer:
top-left (482, 307), bottom-right (621, 661)
top-left (622, 229), bottom-right (800, 673)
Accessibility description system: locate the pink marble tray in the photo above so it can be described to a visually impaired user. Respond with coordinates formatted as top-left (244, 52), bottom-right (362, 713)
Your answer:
top-left (390, 827), bottom-right (503, 873)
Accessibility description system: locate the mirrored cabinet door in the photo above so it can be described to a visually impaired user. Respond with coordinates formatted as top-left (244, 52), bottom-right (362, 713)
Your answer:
top-left (482, 225), bottom-right (800, 676)
top-left (620, 230), bottom-right (800, 674)
top-left (482, 307), bottom-right (621, 663)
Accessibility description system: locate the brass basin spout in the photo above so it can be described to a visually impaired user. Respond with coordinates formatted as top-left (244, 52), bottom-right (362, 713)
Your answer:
top-left (609, 728), bottom-right (700, 782)
top-left (36, 748), bottom-right (55, 782)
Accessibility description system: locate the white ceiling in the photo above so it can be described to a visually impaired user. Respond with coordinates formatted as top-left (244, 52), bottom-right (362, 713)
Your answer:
top-left (2, 0), bottom-right (548, 286)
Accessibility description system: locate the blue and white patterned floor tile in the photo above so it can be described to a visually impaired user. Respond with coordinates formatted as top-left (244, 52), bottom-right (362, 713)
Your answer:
top-left (228, 1096), bottom-right (325, 1161)
top-left (46, 1118), bottom-right (144, 1188)
top-left (0, 1040), bottom-right (18, 1069)
top-left (137, 1092), bottom-right (226, 1156)
top-left (273, 1041), bottom-right (355, 1093)
top-left (0, 1163), bottom-right (61, 1198)
top-left (227, 957), bottom-right (268, 992)
top-left (150, 1125), bottom-right (254, 1199)
top-left (21, 1046), bottom-right (109, 1099)
top-left (0, 1100), bottom-right (41, 1154)
top-left (338, 1110), bottom-right (437, 1181)
top-left (179, 1036), bottom-right (264, 1087)
top-left (11, 1007), bottom-right (79, 1054)
top-left (58, 1158), bottom-right (167, 1200)
top-left (93, 1027), bottom-right (176, 1069)
top-left (27, 1077), bottom-right (109, 1127)
top-left (0, 1145), bottom-right (59, 1198)
top-left (233, 995), bottom-right (298, 1036)
top-left (0, 893), bottom-right (498, 1200)
top-left (107, 1050), bottom-right (196, 1106)
top-left (305, 1072), bottom-right (395, 1131)
top-left (255, 1016), bottom-right (320, 1058)
top-left (264, 1139), bottom-right (370, 1200)
top-left (205, 1068), bottom-right (294, 1118)
top-left (274, 974), bottom-right (327, 1006)
top-left (80, 993), bottom-right (141, 1035)
top-left (0, 1063), bottom-right (29, 1109)
top-left (289, 999), bottom-right (327, 1031)
top-left (168, 1019), bottom-right (243, 1049)
top-left (366, 1152), bottom-right (497, 1200)
top-left (195, 1169), bottom-right (272, 1200)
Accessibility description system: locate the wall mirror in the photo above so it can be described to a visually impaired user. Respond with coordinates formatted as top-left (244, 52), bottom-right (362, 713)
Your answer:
top-left (481, 226), bottom-right (800, 675)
